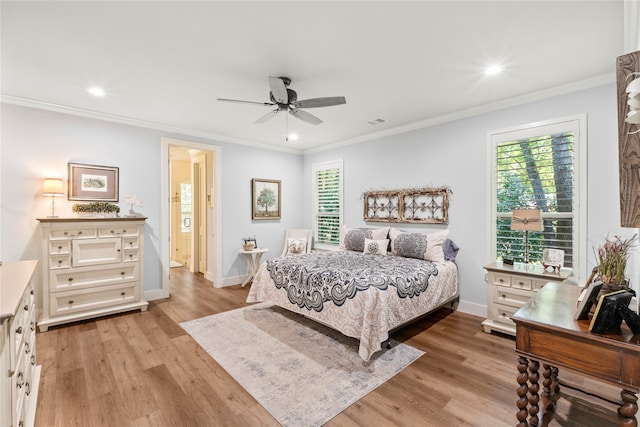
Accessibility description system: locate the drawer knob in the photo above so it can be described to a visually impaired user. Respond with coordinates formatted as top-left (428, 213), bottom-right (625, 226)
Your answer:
top-left (499, 279), bottom-right (504, 283)
top-left (68, 278), bottom-right (74, 282)
top-left (78, 231), bottom-right (83, 235)
top-left (15, 326), bottom-right (23, 334)
top-left (121, 272), bottom-right (125, 276)
top-left (24, 304), bottom-right (29, 311)
top-left (68, 300), bottom-right (74, 304)
top-left (519, 281), bottom-right (524, 286)
top-left (58, 245), bottom-right (62, 250)
top-left (117, 249), bottom-right (121, 252)
top-left (501, 294), bottom-right (506, 298)
top-left (58, 260), bottom-right (63, 264)
top-left (25, 343), bottom-right (30, 354)
top-left (31, 355), bottom-right (36, 365)
top-left (129, 254), bottom-right (133, 259)
top-left (121, 292), bottom-right (126, 296)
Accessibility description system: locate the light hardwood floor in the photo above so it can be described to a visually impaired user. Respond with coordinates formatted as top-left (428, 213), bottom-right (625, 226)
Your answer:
top-left (35, 267), bottom-right (624, 426)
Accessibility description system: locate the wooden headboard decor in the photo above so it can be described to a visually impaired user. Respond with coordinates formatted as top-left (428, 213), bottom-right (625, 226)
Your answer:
top-left (617, 50), bottom-right (640, 227)
top-left (363, 187), bottom-right (451, 224)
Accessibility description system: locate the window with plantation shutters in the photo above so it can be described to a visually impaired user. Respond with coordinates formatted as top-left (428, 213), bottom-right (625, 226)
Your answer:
top-left (489, 116), bottom-right (586, 282)
top-left (312, 160), bottom-right (343, 247)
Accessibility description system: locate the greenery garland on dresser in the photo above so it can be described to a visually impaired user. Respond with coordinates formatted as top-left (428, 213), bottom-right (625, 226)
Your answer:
top-left (72, 202), bottom-right (120, 217)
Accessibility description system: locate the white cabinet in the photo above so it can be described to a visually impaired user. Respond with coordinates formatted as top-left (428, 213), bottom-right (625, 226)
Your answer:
top-left (482, 262), bottom-right (572, 336)
top-left (1, 260), bottom-right (41, 427)
top-left (37, 218), bottom-right (148, 332)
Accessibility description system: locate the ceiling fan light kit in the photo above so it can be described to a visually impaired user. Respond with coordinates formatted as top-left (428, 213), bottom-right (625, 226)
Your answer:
top-left (217, 76), bottom-right (346, 135)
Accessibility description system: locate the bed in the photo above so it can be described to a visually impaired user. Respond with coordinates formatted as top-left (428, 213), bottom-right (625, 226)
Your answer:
top-left (246, 226), bottom-right (459, 361)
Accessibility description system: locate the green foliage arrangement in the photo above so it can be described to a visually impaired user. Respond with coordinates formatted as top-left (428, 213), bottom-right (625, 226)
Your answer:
top-left (596, 234), bottom-right (637, 287)
top-left (72, 202), bottom-right (120, 214)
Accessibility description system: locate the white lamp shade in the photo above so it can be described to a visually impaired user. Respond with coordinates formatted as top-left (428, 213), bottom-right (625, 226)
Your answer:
top-left (628, 93), bottom-right (640, 109)
top-left (42, 178), bottom-right (64, 196)
top-left (626, 110), bottom-right (640, 125)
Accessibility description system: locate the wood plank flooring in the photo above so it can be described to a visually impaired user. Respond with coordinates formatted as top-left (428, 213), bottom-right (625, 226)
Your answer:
top-left (35, 267), bottom-right (625, 426)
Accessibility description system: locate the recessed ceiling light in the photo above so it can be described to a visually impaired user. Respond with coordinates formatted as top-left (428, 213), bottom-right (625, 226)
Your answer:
top-left (87, 86), bottom-right (105, 97)
top-left (485, 65), bottom-right (503, 76)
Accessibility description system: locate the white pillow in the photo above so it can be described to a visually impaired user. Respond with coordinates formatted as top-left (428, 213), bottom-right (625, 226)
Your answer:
top-left (338, 225), bottom-right (390, 252)
top-left (363, 238), bottom-right (389, 255)
top-left (389, 228), bottom-right (449, 263)
top-left (286, 238), bottom-right (307, 255)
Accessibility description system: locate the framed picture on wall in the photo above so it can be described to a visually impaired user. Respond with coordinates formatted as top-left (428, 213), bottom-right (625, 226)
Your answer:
top-left (252, 178), bottom-right (281, 220)
top-left (68, 162), bottom-right (119, 201)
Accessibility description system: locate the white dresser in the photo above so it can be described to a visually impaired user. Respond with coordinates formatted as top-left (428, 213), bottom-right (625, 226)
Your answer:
top-left (482, 262), bottom-right (572, 336)
top-left (1, 260), bottom-right (40, 427)
top-left (37, 218), bottom-right (148, 332)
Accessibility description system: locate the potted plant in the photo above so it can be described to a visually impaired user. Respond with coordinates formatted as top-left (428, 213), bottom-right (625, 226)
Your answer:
top-left (595, 234), bottom-right (637, 292)
top-left (72, 202), bottom-right (120, 218)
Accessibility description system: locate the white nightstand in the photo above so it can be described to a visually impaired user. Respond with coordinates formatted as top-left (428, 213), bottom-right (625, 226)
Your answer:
top-left (482, 262), bottom-right (573, 336)
top-left (239, 248), bottom-right (268, 286)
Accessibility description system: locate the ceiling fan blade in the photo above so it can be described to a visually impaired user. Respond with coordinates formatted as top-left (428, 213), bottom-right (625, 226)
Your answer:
top-left (217, 98), bottom-right (274, 107)
top-left (289, 108), bottom-right (322, 125)
top-left (294, 96), bottom-right (346, 109)
top-left (255, 108), bottom-right (280, 124)
top-left (268, 77), bottom-right (289, 104)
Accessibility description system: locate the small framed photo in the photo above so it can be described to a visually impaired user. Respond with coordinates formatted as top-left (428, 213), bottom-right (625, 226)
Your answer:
top-left (574, 280), bottom-right (604, 320)
top-left (68, 163), bottom-right (119, 201)
top-left (542, 248), bottom-right (565, 272)
top-left (252, 178), bottom-right (281, 220)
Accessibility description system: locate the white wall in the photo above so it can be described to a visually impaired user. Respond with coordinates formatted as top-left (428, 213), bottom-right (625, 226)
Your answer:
top-left (303, 83), bottom-right (632, 314)
top-left (0, 104), bottom-right (305, 295)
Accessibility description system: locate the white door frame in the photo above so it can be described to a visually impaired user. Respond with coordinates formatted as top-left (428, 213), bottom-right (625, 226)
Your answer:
top-left (161, 137), bottom-right (222, 295)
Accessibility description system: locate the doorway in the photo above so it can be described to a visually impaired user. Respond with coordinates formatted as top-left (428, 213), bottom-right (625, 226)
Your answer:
top-left (161, 138), bottom-right (222, 297)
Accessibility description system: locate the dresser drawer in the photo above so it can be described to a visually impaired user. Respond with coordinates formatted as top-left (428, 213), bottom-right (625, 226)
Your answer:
top-left (50, 282), bottom-right (141, 316)
top-left (49, 240), bottom-right (71, 254)
top-left (122, 248), bottom-right (140, 262)
top-left (10, 293), bottom-right (34, 371)
top-left (50, 253), bottom-right (72, 269)
top-left (72, 237), bottom-right (123, 267)
top-left (491, 285), bottom-right (533, 308)
top-left (489, 272), bottom-right (512, 287)
top-left (49, 227), bottom-right (97, 240)
top-left (98, 226), bottom-right (139, 238)
top-left (488, 302), bottom-right (520, 327)
top-left (510, 276), bottom-right (532, 290)
top-left (50, 263), bottom-right (138, 292)
top-left (122, 237), bottom-right (139, 249)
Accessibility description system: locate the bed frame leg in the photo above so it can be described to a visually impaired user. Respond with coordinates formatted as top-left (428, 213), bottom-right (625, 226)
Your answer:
top-left (385, 338), bottom-right (391, 349)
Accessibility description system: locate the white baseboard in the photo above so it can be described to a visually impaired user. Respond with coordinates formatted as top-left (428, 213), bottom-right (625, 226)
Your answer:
top-left (456, 299), bottom-right (487, 318)
top-left (219, 274), bottom-right (245, 287)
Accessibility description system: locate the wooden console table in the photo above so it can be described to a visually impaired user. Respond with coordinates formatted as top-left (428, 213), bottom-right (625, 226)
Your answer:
top-left (512, 282), bottom-right (640, 427)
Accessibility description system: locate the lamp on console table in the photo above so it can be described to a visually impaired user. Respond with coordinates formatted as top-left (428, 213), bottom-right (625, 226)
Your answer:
top-left (42, 178), bottom-right (65, 218)
top-left (511, 208), bottom-right (543, 264)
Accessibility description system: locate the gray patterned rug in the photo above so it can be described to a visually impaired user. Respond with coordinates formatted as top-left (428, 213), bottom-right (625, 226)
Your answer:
top-left (180, 302), bottom-right (424, 427)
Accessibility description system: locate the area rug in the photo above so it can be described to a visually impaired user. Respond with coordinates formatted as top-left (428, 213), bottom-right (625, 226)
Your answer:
top-left (180, 302), bottom-right (424, 427)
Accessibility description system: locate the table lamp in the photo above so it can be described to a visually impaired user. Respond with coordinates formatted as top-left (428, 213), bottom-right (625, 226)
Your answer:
top-left (42, 178), bottom-right (64, 218)
top-left (511, 208), bottom-right (543, 264)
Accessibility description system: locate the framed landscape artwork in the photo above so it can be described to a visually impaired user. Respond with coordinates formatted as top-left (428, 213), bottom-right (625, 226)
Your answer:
top-left (252, 178), bottom-right (281, 220)
top-left (68, 162), bottom-right (119, 201)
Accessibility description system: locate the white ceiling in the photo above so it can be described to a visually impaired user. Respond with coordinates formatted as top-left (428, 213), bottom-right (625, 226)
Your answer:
top-left (0, 1), bottom-right (631, 153)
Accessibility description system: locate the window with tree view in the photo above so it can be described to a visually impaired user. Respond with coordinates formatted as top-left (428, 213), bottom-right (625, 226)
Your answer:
top-left (312, 160), bottom-right (343, 247)
top-left (491, 116), bottom-right (585, 275)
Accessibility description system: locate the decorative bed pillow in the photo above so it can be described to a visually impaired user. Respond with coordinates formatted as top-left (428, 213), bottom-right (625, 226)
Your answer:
top-left (363, 238), bottom-right (389, 255)
top-left (389, 228), bottom-right (449, 263)
top-left (339, 225), bottom-right (389, 252)
top-left (286, 238), bottom-right (307, 255)
top-left (443, 238), bottom-right (459, 261)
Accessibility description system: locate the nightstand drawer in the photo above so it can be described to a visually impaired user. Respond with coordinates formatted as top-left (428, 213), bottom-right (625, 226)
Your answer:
top-left (49, 240), bottom-right (71, 254)
top-left (50, 254), bottom-right (71, 269)
top-left (492, 285), bottom-right (533, 308)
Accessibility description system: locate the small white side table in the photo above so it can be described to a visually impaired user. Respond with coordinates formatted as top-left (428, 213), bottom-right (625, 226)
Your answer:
top-left (239, 247), bottom-right (269, 286)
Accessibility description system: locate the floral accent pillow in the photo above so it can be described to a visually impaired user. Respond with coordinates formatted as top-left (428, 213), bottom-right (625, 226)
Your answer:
top-left (363, 238), bottom-right (389, 255)
top-left (286, 238), bottom-right (307, 255)
top-left (389, 228), bottom-right (449, 263)
top-left (339, 225), bottom-right (389, 252)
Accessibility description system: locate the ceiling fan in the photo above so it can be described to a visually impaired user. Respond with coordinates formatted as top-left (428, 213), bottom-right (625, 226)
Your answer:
top-left (217, 76), bottom-right (346, 126)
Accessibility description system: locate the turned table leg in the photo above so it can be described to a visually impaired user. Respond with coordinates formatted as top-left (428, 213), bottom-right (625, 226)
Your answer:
top-left (517, 356), bottom-right (530, 427)
top-left (618, 389), bottom-right (638, 427)
top-left (528, 359), bottom-right (541, 427)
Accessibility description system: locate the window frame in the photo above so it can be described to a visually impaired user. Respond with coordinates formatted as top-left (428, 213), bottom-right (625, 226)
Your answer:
top-left (311, 159), bottom-right (343, 251)
top-left (487, 114), bottom-right (587, 284)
